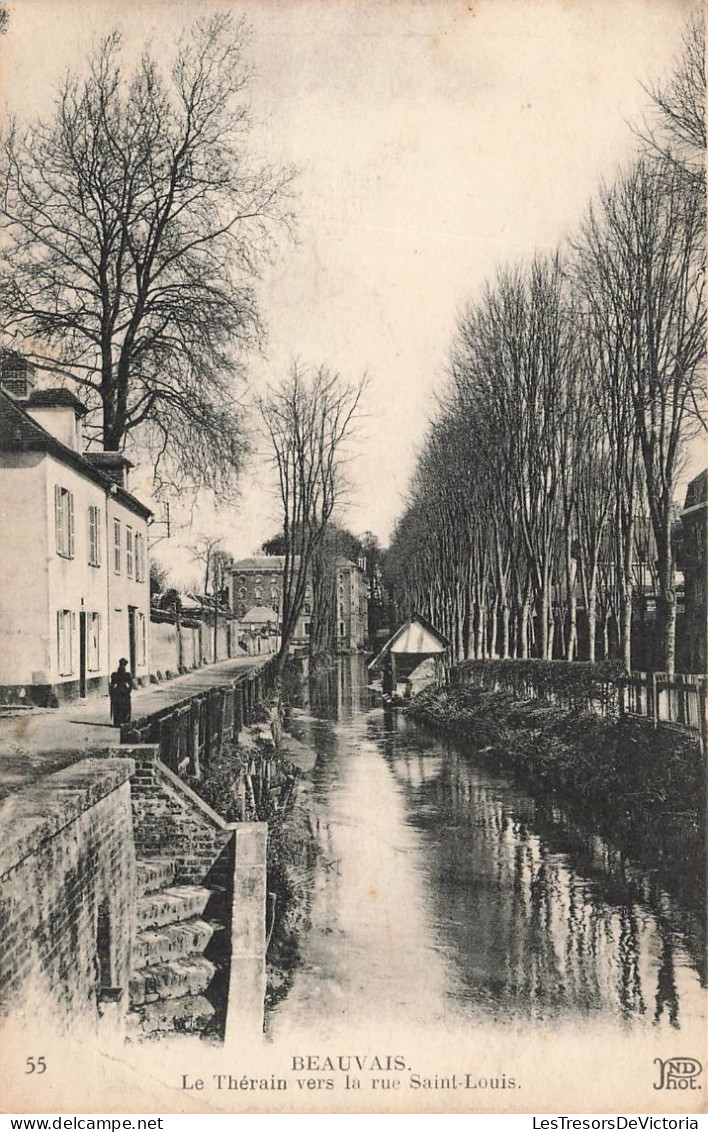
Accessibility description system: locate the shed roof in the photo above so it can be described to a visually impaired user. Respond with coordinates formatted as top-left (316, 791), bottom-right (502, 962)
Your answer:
top-left (241, 605), bottom-right (279, 624)
top-left (368, 612), bottom-right (450, 668)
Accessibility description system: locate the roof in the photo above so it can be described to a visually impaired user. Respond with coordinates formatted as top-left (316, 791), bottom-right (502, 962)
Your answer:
top-left (368, 613), bottom-right (450, 668)
top-left (233, 556), bottom-right (286, 572)
top-left (232, 555), bottom-right (301, 573)
top-left (21, 388), bottom-right (88, 418)
top-left (683, 469), bottom-right (707, 512)
top-left (335, 556), bottom-right (363, 571)
top-left (240, 605), bottom-right (279, 624)
top-left (0, 388), bottom-right (152, 520)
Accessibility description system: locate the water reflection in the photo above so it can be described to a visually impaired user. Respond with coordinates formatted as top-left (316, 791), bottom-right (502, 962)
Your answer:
top-left (272, 658), bottom-right (704, 1037)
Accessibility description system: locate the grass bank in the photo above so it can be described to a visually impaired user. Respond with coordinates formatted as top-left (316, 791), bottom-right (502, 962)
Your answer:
top-left (409, 683), bottom-right (705, 911)
top-left (183, 701), bottom-right (320, 1021)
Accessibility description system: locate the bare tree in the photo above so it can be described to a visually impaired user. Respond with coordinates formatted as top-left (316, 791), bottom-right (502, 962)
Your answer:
top-left (641, 11), bottom-right (706, 194)
top-left (258, 363), bottom-right (365, 676)
top-left (0, 14), bottom-right (293, 497)
top-left (577, 158), bottom-right (706, 674)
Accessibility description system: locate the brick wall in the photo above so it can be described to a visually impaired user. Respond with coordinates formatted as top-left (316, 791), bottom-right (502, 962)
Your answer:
top-left (130, 747), bottom-right (235, 888)
top-left (0, 759), bottom-right (136, 1034)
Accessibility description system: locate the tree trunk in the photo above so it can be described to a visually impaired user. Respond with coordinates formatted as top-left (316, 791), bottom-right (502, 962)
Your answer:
top-left (587, 588), bottom-right (597, 665)
top-left (488, 602), bottom-right (498, 659)
top-left (655, 524), bottom-right (676, 676)
top-left (538, 591), bottom-right (550, 660)
top-left (620, 592), bottom-right (632, 672)
top-left (500, 604), bottom-right (510, 660)
top-left (520, 602), bottom-right (530, 659)
top-left (474, 602), bottom-right (484, 658)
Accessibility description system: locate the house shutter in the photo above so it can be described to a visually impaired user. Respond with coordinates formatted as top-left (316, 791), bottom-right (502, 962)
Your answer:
top-left (88, 506), bottom-right (95, 564)
top-left (57, 609), bottom-right (62, 671)
top-left (55, 486), bottom-right (63, 554)
top-left (96, 512), bottom-right (101, 566)
top-left (67, 492), bottom-right (75, 558)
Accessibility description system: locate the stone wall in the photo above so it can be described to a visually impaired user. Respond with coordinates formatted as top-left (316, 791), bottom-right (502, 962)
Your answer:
top-left (130, 747), bottom-right (235, 887)
top-left (0, 758), bottom-right (136, 1033)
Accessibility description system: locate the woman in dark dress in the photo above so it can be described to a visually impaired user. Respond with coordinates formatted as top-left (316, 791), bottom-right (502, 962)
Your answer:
top-left (110, 658), bottom-right (134, 725)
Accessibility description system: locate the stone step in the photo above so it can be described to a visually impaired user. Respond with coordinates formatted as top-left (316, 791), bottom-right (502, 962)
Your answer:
top-left (131, 993), bottom-right (216, 1036)
top-left (130, 956), bottom-right (216, 1007)
top-left (136, 858), bottom-right (176, 896)
top-left (135, 917), bottom-right (216, 968)
top-left (136, 886), bottom-right (212, 931)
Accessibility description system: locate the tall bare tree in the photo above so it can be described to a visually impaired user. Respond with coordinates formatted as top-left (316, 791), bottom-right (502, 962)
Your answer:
top-left (258, 363), bottom-right (365, 676)
top-left (0, 14), bottom-right (293, 496)
top-left (641, 11), bottom-right (706, 196)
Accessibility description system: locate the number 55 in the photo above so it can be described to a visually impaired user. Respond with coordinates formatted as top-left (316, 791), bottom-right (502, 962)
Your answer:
top-left (26, 1057), bottom-right (46, 1074)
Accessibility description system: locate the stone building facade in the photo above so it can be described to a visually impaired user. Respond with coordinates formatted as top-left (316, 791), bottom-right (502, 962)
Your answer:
top-left (230, 554), bottom-right (368, 651)
top-left (0, 354), bottom-right (152, 703)
top-left (677, 469), bottom-right (707, 675)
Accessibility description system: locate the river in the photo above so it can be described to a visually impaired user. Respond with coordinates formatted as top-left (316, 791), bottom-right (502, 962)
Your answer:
top-left (268, 656), bottom-right (705, 1043)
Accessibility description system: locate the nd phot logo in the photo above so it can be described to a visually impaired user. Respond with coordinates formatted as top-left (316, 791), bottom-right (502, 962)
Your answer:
top-left (653, 1057), bottom-right (703, 1090)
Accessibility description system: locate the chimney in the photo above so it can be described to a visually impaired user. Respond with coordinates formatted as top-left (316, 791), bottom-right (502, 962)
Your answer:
top-left (0, 351), bottom-right (36, 400)
top-left (84, 451), bottom-right (133, 490)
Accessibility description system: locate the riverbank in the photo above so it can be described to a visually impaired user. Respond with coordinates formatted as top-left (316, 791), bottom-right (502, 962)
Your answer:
top-left (409, 683), bottom-right (705, 911)
top-left (181, 698), bottom-right (320, 1021)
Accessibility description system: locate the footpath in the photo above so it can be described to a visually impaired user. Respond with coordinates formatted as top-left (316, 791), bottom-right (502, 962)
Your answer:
top-left (0, 655), bottom-right (271, 801)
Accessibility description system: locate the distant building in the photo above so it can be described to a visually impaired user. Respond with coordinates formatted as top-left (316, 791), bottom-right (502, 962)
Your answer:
top-left (677, 469), bottom-right (707, 674)
top-left (230, 553), bottom-right (368, 652)
top-left (230, 555), bottom-right (310, 646)
top-left (334, 556), bottom-right (368, 652)
top-left (0, 353), bottom-right (152, 704)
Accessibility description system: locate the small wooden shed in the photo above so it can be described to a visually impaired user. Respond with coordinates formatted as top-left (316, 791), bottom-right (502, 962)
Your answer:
top-left (368, 612), bottom-right (451, 687)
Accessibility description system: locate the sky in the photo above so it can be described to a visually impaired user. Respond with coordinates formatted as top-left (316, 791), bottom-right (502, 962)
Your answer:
top-left (0, 0), bottom-right (699, 585)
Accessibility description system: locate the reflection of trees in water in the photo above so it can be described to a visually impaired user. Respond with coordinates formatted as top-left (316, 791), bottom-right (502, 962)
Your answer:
top-left (375, 736), bottom-right (691, 1026)
top-left (654, 917), bottom-right (680, 1028)
top-left (618, 905), bottom-right (646, 1022)
top-left (306, 655), bottom-right (372, 720)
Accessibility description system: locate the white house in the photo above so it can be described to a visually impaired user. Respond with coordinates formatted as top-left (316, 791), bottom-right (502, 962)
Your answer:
top-left (0, 353), bottom-right (151, 705)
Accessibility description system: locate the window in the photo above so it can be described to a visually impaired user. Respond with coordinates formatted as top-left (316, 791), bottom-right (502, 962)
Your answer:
top-left (239, 586), bottom-right (246, 598)
top-left (255, 587), bottom-right (263, 600)
top-left (57, 609), bottom-right (75, 676)
top-left (88, 505), bottom-right (101, 567)
top-left (239, 576), bottom-right (246, 585)
top-left (135, 610), bottom-right (146, 666)
top-left (126, 527), bottom-right (134, 578)
top-left (340, 622), bottom-right (345, 637)
top-left (113, 521), bottom-right (121, 573)
top-left (255, 575), bottom-right (262, 584)
top-left (135, 532), bottom-right (145, 582)
top-left (87, 612), bottom-right (101, 671)
top-left (304, 622), bottom-right (311, 636)
top-left (340, 603), bottom-right (344, 617)
top-left (304, 603), bottom-right (311, 614)
top-left (54, 486), bottom-right (75, 558)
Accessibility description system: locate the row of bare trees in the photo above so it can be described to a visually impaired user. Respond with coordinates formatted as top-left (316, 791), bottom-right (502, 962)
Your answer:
top-left (386, 16), bottom-right (706, 676)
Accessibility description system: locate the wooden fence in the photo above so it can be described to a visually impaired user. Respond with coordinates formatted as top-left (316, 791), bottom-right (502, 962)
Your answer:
top-left (620, 671), bottom-right (707, 732)
top-left (452, 658), bottom-right (706, 743)
top-left (121, 656), bottom-right (279, 778)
